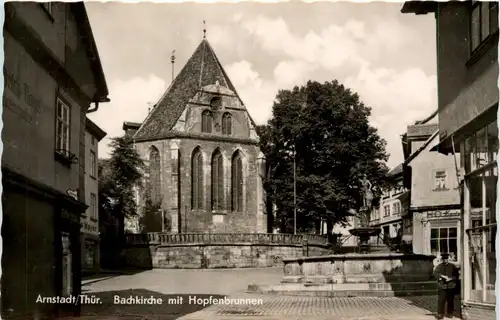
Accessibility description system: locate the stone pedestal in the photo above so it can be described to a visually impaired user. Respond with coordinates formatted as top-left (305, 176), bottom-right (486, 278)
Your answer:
top-left (349, 227), bottom-right (381, 253)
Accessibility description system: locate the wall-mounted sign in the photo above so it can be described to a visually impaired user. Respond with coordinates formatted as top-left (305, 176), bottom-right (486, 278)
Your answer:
top-left (426, 209), bottom-right (460, 219)
top-left (4, 69), bottom-right (43, 122)
top-left (81, 221), bottom-right (98, 234)
top-left (67, 189), bottom-right (78, 201)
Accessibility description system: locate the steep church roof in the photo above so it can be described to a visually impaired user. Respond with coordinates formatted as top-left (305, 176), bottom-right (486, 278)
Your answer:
top-left (133, 38), bottom-right (243, 141)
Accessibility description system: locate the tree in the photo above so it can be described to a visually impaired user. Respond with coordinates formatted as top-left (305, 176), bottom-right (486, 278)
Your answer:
top-left (98, 136), bottom-right (145, 238)
top-left (138, 197), bottom-right (172, 233)
top-left (258, 80), bottom-right (390, 234)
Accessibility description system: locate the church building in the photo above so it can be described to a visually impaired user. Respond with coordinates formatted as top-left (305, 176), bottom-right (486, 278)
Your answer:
top-left (123, 35), bottom-right (268, 234)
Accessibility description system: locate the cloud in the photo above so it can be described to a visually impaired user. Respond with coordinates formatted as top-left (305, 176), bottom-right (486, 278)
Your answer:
top-left (345, 66), bottom-right (437, 167)
top-left (225, 58), bottom-right (319, 125)
top-left (236, 14), bottom-right (437, 168)
top-left (225, 61), bottom-right (277, 124)
top-left (273, 60), bottom-right (315, 88)
top-left (88, 75), bottom-right (167, 157)
top-left (88, 7), bottom-right (436, 169)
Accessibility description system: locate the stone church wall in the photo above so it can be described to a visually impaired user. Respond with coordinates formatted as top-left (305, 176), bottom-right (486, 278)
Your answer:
top-left (121, 233), bottom-right (331, 269)
top-left (134, 138), bottom-right (265, 234)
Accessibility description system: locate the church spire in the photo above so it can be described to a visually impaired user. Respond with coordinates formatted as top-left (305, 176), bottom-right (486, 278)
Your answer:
top-left (203, 20), bottom-right (207, 39)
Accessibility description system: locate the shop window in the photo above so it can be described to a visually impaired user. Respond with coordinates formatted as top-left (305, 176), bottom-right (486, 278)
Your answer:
top-left (465, 120), bottom-right (497, 304)
top-left (430, 227), bottom-right (458, 260)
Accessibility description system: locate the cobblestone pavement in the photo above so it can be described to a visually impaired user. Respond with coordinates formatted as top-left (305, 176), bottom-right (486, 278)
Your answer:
top-left (177, 294), bottom-right (439, 320)
top-left (77, 268), bottom-right (444, 320)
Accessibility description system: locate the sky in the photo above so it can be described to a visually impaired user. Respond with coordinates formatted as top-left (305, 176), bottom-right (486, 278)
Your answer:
top-left (86, 1), bottom-right (437, 169)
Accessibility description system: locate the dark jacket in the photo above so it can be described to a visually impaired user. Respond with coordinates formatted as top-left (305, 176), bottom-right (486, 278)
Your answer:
top-left (433, 262), bottom-right (459, 290)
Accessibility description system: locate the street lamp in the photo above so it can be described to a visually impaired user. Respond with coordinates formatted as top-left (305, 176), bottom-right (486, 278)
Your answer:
top-left (285, 140), bottom-right (297, 235)
top-left (161, 209), bottom-right (165, 233)
top-left (293, 144), bottom-right (296, 235)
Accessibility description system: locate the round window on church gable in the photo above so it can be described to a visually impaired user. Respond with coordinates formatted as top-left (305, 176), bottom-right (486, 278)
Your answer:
top-left (210, 96), bottom-right (222, 110)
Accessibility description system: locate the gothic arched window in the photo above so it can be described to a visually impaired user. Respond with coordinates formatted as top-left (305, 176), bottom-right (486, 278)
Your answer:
top-left (211, 150), bottom-right (224, 211)
top-left (222, 112), bottom-right (232, 135)
top-left (191, 148), bottom-right (204, 210)
top-left (149, 147), bottom-right (161, 205)
top-left (231, 152), bottom-right (243, 212)
top-left (201, 110), bottom-right (212, 133)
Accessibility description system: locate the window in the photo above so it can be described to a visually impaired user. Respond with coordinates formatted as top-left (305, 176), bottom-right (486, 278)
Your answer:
top-left (201, 110), bottom-right (212, 133)
top-left (470, 2), bottom-right (499, 53)
top-left (434, 170), bottom-right (447, 191)
top-left (56, 98), bottom-right (70, 153)
top-left (231, 152), bottom-right (243, 212)
top-left (430, 227), bottom-right (458, 259)
top-left (222, 112), bottom-right (232, 135)
top-left (392, 202), bottom-right (401, 215)
top-left (91, 136), bottom-right (96, 146)
top-left (383, 205), bottom-right (390, 217)
top-left (149, 147), bottom-right (161, 205)
top-left (89, 150), bottom-right (96, 177)
top-left (90, 193), bottom-right (97, 219)
top-left (211, 150), bottom-right (224, 211)
top-left (464, 120), bottom-right (497, 304)
top-left (191, 148), bottom-right (203, 210)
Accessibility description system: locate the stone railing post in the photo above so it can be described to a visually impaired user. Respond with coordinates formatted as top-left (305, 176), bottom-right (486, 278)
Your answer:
top-left (302, 239), bottom-right (309, 257)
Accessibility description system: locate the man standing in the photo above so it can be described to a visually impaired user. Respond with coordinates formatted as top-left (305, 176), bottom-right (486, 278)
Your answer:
top-left (433, 253), bottom-right (459, 319)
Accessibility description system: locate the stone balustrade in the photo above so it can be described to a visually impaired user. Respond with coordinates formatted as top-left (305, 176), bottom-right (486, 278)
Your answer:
top-left (125, 232), bottom-right (329, 247)
top-left (121, 233), bottom-right (331, 269)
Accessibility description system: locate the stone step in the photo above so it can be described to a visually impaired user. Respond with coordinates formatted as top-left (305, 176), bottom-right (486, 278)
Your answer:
top-left (248, 281), bottom-right (438, 298)
top-left (281, 276), bottom-right (436, 290)
top-left (261, 289), bottom-right (438, 298)
top-left (247, 284), bottom-right (437, 298)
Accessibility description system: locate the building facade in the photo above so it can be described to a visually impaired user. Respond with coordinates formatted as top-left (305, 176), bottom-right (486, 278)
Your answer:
top-left (2, 2), bottom-right (109, 318)
top-left (123, 37), bottom-right (267, 234)
top-left (370, 165), bottom-right (407, 242)
top-left (82, 118), bottom-right (106, 272)
top-left (402, 2), bottom-right (497, 319)
top-left (331, 215), bottom-right (358, 247)
top-left (401, 112), bottom-right (461, 264)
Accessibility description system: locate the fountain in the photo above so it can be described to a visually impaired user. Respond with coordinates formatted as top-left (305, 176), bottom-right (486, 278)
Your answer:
top-left (247, 175), bottom-right (437, 297)
top-left (349, 174), bottom-right (383, 253)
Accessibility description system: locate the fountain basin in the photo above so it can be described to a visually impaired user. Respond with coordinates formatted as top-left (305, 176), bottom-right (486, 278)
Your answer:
top-left (349, 227), bottom-right (381, 238)
top-left (247, 253), bottom-right (437, 297)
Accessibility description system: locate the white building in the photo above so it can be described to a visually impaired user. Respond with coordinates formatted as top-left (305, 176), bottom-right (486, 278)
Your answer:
top-left (82, 118), bottom-right (106, 272)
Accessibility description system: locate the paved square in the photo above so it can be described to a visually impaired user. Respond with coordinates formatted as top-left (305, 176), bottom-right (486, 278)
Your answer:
top-left (79, 269), bottom-right (445, 320)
